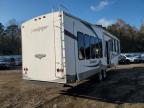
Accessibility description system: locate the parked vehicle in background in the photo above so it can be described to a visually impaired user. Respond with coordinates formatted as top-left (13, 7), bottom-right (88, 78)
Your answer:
top-left (119, 53), bottom-right (144, 64)
top-left (0, 55), bottom-right (22, 69)
top-left (0, 57), bottom-right (15, 69)
top-left (9, 57), bottom-right (16, 67)
top-left (6, 55), bottom-right (22, 66)
top-left (125, 54), bottom-right (139, 63)
top-left (14, 56), bottom-right (22, 66)
top-left (129, 54), bottom-right (142, 63)
top-left (118, 55), bottom-right (130, 64)
top-left (140, 53), bottom-right (144, 63)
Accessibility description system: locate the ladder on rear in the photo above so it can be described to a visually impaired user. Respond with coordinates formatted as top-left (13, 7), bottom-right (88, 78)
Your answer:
top-left (55, 11), bottom-right (66, 79)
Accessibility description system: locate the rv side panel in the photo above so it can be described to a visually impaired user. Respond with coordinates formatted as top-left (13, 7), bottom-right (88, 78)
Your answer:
top-left (64, 13), bottom-right (102, 82)
top-left (63, 14), bottom-right (77, 82)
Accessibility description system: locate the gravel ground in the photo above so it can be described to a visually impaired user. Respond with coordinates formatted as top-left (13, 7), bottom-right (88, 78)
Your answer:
top-left (0, 64), bottom-right (144, 108)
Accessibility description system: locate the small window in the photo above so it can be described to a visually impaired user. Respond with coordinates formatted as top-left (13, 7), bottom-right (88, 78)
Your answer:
top-left (112, 40), bottom-right (115, 52)
top-left (95, 37), bottom-right (99, 58)
top-left (90, 36), bottom-right (96, 59)
top-left (109, 39), bottom-right (113, 52)
top-left (117, 40), bottom-right (120, 53)
top-left (84, 34), bottom-right (90, 59)
top-left (114, 40), bottom-right (117, 52)
top-left (77, 32), bottom-right (85, 60)
top-left (98, 39), bottom-right (103, 58)
top-left (115, 40), bottom-right (117, 52)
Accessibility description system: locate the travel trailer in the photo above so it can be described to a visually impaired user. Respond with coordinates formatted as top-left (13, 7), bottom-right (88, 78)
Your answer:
top-left (21, 11), bottom-right (120, 83)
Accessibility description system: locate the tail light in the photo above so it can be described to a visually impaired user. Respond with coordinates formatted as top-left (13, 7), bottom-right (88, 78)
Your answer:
top-left (57, 69), bottom-right (60, 72)
top-left (59, 14), bottom-right (62, 17)
top-left (60, 69), bottom-right (64, 73)
top-left (24, 68), bottom-right (28, 71)
top-left (57, 68), bottom-right (64, 72)
top-left (24, 68), bottom-right (28, 74)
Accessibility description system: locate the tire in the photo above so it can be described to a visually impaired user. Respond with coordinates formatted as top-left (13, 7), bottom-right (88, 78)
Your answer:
top-left (125, 60), bottom-right (130, 64)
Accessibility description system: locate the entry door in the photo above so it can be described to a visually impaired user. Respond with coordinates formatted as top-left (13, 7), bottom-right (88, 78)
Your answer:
top-left (106, 41), bottom-right (110, 64)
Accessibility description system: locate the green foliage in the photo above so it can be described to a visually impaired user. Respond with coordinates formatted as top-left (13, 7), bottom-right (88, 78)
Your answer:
top-left (0, 19), bottom-right (144, 55)
top-left (107, 20), bottom-right (144, 53)
top-left (140, 25), bottom-right (144, 34)
top-left (0, 23), bottom-right (5, 39)
top-left (0, 22), bottom-right (21, 55)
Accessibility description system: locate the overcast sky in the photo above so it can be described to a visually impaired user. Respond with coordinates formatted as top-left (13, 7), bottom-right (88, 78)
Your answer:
top-left (0, 0), bottom-right (144, 28)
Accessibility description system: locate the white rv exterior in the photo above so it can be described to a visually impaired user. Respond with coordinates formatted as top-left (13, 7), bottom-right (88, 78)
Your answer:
top-left (21, 11), bottom-right (120, 83)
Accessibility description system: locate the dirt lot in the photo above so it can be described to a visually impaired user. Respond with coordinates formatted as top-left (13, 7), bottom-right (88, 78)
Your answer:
top-left (0, 64), bottom-right (144, 108)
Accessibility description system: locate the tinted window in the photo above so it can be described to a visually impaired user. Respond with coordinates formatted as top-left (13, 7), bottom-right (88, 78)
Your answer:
top-left (119, 55), bottom-right (126, 60)
top-left (109, 39), bottom-right (113, 52)
top-left (117, 40), bottom-right (120, 53)
top-left (90, 36), bottom-right (96, 59)
top-left (98, 39), bottom-right (103, 58)
top-left (90, 37), bottom-right (103, 59)
top-left (115, 40), bottom-right (118, 53)
top-left (77, 32), bottom-right (85, 60)
top-left (114, 40), bottom-right (117, 52)
top-left (126, 54), bottom-right (133, 57)
top-left (84, 34), bottom-right (90, 59)
top-left (77, 31), bottom-right (103, 60)
top-left (95, 37), bottom-right (100, 58)
top-left (112, 40), bottom-right (115, 52)
top-left (0, 58), bottom-right (10, 62)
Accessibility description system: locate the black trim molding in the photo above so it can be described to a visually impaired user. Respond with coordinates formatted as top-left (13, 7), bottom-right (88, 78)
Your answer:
top-left (64, 29), bottom-right (77, 40)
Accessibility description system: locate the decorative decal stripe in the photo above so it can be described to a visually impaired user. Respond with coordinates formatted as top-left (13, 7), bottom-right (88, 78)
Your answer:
top-left (81, 21), bottom-right (98, 37)
top-left (64, 29), bottom-right (77, 40)
top-left (85, 61), bottom-right (101, 67)
top-left (103, 32), bottom-right (119, 41)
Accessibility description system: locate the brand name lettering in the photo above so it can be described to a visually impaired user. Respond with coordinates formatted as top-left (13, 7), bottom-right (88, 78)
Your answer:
top-left (32, 25), bottom-right (48, 32)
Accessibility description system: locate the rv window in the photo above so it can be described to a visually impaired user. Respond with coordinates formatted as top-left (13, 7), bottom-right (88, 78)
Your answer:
top-left (116, 40), bottom-right (119, 54)
top-left (109, 39), bottom-right (113, 52)
top-left (114, 40), bottom-right (117, 52)
top-left (77, 32), bottom-right (85, 60)
top-left (113, 40), bottom-right (115, 52)
top-left (115, 40), bottom-right (117, 53)
top-left (84, 34), bottom-right (90, 59)
top-left (90, 36), bottom-right (96, 59)
top-left (117, 40), bottom-right (120, 53)
top-left (94, 37), bottom-right (99, 58)
top-left (98, 39), bottom-right (103, 58)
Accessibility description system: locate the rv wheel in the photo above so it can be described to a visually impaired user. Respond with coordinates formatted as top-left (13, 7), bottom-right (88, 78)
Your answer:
top-left (98, 72), bottom-right (103, 81)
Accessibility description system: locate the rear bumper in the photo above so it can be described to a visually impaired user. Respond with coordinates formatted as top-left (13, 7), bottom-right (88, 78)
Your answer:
top-left (23, 75), bottom-right (66, 84)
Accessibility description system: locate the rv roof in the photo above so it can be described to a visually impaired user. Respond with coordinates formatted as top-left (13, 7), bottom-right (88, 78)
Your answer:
top-left (63, 11), bottom-right (119, 40)
top-left (22, 11), bottom-right (119, 40)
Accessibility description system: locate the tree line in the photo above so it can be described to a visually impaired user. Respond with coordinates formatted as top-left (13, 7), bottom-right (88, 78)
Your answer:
top-left (107, 19), bottom-right (144, 53)
top-left (0, 19), bottom-right (144, 55)
top-left (0, 22), bottom-right (21, 55)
